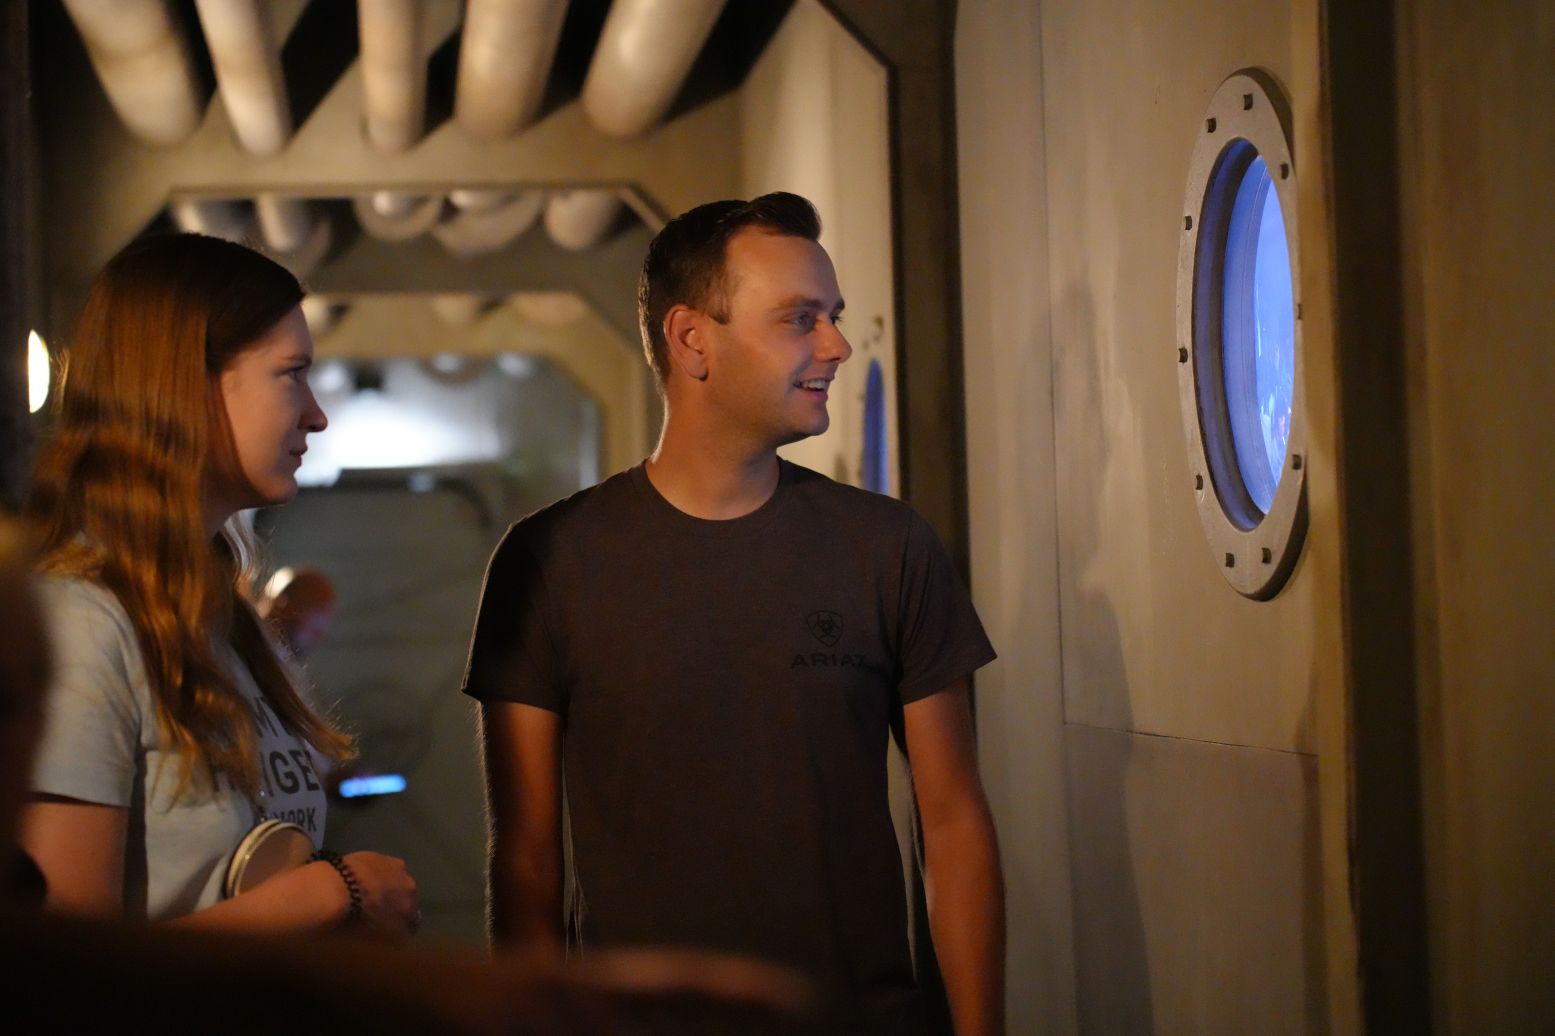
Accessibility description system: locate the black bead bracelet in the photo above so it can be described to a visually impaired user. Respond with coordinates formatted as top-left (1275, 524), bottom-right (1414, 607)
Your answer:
top-left (309, 848), bottom-right (363, 923)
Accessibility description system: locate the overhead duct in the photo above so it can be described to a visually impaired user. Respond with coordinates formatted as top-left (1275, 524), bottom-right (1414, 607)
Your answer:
top-left (170, 198), bottom-right (251, 241)
top-left (432, 190), bottom-right (545, 257)
top-left (61, 0), bottom-right (204, 147)
top-left (192, 0), bottom-right (293, 155)
top-left (370, 190), bottom-right (427, 219)
top-left (301, 294), bottom-right (347, 338)
top-left (358, 0), bottom-right (426, 153)
top-left (354, 192), bottom-right (444, 242)
top-left (580, 0), bottom-right (726, 139)
top-left (450, 188), bottom-right (514, 215)
top-left (256, 194), bottom-right (332, 279)
top-left (255, 194), bottom-right (312, 254)
top-left (510, 291), bottom-right (588, 327)
top-left (544, 189), bottom-right (624, 252)
top-left (454, 0), bottom-right (571, 140)
top-left (430, 293), bottom-right (493, 327)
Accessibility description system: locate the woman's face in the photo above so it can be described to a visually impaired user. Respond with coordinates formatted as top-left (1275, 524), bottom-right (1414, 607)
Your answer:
top-left (209, 306), bottom-right (327, 520)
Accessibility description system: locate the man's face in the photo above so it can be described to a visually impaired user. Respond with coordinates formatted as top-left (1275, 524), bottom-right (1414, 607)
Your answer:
top-left (700, 229), bottom-right (852, 448)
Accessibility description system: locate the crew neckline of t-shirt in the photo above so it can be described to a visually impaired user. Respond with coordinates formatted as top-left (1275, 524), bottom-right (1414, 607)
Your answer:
top-left (628, 459), bottom-right (791, 538)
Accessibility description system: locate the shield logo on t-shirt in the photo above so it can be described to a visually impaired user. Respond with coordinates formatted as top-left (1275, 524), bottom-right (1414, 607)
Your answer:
top-left (806, 610), bottom-right (844, 647)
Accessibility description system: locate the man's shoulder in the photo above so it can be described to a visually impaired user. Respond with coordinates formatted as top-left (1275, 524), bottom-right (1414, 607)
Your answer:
top-left (782, 460), bottom-right (921, 528)
top-left (491, 467), bottom-right (641, 559)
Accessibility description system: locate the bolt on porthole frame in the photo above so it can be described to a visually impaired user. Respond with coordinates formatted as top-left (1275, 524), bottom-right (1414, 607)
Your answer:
top-left (1176, 70), bottom-right (1307, 600)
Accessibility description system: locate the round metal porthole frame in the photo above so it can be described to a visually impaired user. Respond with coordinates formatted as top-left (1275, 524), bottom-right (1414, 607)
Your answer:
top-left (1176, 69), bottom-right (1307, 601)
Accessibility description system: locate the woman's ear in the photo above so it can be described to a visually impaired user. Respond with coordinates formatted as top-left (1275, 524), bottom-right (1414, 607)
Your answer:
top-left (663, 305), bottom-right (709, 383)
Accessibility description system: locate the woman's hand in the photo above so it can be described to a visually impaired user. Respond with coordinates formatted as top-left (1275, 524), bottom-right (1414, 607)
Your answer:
top-left (337, 851), bottom-right (420, 940)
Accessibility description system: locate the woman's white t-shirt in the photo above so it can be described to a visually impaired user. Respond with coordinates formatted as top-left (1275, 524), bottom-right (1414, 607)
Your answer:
top-left (30, 577), bottom-right (327, 920)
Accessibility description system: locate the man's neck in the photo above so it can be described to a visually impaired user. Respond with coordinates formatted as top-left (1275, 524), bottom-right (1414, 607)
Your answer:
top-left (646, 408), bottom-right (782, 520)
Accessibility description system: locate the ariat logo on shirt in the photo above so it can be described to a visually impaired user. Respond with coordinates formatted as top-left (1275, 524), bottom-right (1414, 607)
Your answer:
top-left (806, 610), bottom-right (844, 646)
top-left (793, 610), bottom-right (866, 668)
top-left (792, 651), bottom-right (866, 669)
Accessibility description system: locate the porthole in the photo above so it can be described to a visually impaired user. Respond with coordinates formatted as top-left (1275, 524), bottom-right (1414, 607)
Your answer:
top-left (1176, 70), bottom-right (1307, 599)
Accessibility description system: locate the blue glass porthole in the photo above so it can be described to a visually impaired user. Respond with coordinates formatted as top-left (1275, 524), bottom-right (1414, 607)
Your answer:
top-left (1176, 71), bottom-right (1307, 600)
top-left (1221, 153), bottom-right (1295, 513)
top-left (861, 358), bottom-right (888, 494)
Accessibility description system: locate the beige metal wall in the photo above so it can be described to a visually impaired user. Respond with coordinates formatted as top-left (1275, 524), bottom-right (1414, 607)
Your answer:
top-left (960, 0), bottom-right (1337, 1030)
top-left (1398, 2), bottom-right (1555, 1029)
top-left (955, 3), bottom-right (1075, 1032)
top-left (740, 0), bottom-right (898, 492)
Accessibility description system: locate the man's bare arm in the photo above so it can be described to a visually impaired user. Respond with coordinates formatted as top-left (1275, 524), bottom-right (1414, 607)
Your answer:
top-left (480, 700), bottom-right (564, 954)
top-left (903, 680), bottom-right (1005, 1036)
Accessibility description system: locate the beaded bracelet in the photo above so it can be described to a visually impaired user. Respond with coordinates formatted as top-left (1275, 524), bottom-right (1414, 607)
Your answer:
top-left (309, 848), bottom-right (363, 923)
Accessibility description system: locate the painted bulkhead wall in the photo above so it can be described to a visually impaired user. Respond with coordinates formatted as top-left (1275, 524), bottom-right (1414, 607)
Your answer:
top-left (959, 0), bottom-right (1337, 1030)
top-left (739, 0), bottom-right (899, 494)
top-left (954, 4), bottom-right (1075, 1033)
top-left (1397, 2), bottom-right (1555, 1029)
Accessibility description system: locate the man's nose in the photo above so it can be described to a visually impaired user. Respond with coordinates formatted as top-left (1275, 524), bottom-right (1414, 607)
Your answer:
top-left (819, 319), bottom-right (853, 364)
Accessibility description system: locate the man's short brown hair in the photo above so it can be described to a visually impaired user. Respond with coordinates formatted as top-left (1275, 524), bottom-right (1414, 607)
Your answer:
top-left (637, 192), bottom-right (822, 387)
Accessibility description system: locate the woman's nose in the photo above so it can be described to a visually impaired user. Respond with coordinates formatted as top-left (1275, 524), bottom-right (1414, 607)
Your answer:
top-left (304, 390), bottom-right (328, 433)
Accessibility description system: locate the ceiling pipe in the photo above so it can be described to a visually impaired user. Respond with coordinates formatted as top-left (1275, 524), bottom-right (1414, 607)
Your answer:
top-left (357, 0), bottom-right (426, 153)
top-left (170, 198), bottom-right (251, 242)
top-left (510, 291), bottom-right (588, 327)
top-left (450, 188), bottom-right (514, 214)
top-left (432, 190), bottom-right (545, 257)
top-left (301, 295), bottom-right (347, 338)
top-left (454, 0), bottom-right (570, 141)
top-left (256, 195), bottom-right (332, 279)
top-left (544, 189), bottom-right (624, 252)
top-left (370, 190), bottom-right (427, 219)
top-left (61, 0), bottom-right (204, 147)
top-left (580, 0), bottom-right (727, 139)
top-left (192, 0), bottom-right (293, 156)
top-left (354, 193), bottom-right (444, 242)
top-left (255, 194), bottom-right (312, 254)
top-left (430, 293), bottom-right (493, 327)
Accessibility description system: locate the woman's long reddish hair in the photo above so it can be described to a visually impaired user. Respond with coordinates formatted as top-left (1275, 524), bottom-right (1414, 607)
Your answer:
top-left (26, 233), bottom-right (353, 799)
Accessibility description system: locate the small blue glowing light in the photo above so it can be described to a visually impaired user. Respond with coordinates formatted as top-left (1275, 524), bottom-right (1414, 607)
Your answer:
top-left (862, 359), bottom-right (888, 494)
top-left (338, 774), bottom-right (408, 798)
top-left (1221, 154), bottom-right (1295, 513)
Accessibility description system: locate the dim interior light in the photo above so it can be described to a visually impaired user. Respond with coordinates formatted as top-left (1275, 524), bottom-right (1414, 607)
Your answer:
top-left (28, 330), bottom-right (50, 413)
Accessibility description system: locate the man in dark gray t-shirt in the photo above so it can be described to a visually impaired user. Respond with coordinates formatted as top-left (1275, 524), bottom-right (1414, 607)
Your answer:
top-left (465, 193), bottom-right (1005, 1035)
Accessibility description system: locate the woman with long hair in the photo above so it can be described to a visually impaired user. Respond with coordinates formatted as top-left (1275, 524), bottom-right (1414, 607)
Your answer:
top-left (19, 233), bottom-right (419, 936)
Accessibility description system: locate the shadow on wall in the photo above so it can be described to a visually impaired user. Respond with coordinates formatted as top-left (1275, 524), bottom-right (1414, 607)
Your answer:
top-left (1299, 671), bottom-right (1328, 1028)
top-left (1054, 283), bottom-right (1155, 1033)
top-left (1056, 274), bottom-right (1329, 1031)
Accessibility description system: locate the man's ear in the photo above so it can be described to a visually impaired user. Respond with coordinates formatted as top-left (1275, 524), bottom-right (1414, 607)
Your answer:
top-left (664, 304), bottom-right (709, 382)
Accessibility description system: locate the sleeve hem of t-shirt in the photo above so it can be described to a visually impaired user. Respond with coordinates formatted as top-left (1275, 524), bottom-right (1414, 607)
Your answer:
top-left (30, 767), bottom-right (135, 808)
top-left (897, 645), bottom-right (998, 705)
top-left (460, 677), bottom-right (564, 714)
